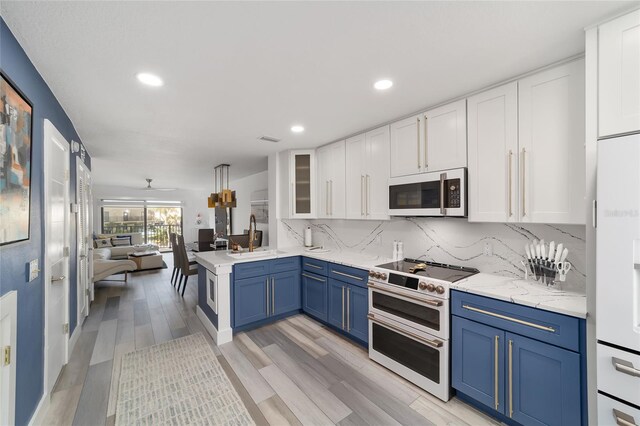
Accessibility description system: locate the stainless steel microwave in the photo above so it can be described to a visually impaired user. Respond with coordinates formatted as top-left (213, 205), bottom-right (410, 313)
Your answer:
top-left (388, 168), bottom-right (467, 217)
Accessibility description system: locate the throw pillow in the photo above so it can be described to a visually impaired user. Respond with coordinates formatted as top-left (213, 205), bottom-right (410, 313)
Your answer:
top-left (95, 238), bottom-right (113, 248)
top-left (111, 236), bottom-right (131, 247)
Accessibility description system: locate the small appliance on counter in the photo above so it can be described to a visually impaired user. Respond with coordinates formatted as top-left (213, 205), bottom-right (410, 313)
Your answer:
top-left (367, 258), bottom-right (479, 401)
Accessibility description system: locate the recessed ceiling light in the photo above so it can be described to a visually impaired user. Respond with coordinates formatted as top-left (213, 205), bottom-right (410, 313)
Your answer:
top-left (136, 72), bottom-right (164, 87)
top-left (374, 79), bottom-right (393, 90)
top-left (291, 125), bottom-right (305, 133)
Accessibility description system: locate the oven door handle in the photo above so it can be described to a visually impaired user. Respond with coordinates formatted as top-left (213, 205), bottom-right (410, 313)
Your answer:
top-left (367, 282), bottom-right (443, 307)
top-left (439, 172), bottom-right (447, 216)
top-left (368, 313), bottom-right (443, 349)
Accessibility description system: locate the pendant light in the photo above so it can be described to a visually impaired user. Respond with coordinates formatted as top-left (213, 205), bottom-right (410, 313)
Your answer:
top-left (208, 164), bottom-right (237, 208)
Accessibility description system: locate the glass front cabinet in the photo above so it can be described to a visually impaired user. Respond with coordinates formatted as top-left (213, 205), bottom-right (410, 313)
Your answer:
top-left (287, 150), bottom-right (316, 218)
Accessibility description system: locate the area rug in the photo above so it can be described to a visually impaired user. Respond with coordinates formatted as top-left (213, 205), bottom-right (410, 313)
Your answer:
top-left (115, 333), bottom-right (255, 425)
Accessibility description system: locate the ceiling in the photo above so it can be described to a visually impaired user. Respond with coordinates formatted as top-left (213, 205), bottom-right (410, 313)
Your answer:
top-left (1, 1), bottom-right (632, 190)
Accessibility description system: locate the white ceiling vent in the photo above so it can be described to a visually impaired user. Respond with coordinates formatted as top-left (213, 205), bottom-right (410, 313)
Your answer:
top-left (258, 135), bottom-right (281, 143)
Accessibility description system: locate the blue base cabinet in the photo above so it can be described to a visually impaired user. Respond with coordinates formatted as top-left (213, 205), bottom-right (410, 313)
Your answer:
top-left (302, 272), bottom-right (328, 322)
top-left (234, 275), bottom-right (269, 328)
top-left (272, 270), bottom-right (301, 316)
top-left (452, 290), bottom-right (585, 426)
top-left (328, 278), bottom-right (346, 330)
top-left (347, 284), bottom-right (368, 343)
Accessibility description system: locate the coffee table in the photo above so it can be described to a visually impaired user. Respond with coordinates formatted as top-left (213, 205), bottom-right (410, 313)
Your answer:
top-left (128, 250), bottom-right (163, 270)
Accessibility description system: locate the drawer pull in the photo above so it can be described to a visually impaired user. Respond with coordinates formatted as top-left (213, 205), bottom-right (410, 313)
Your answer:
top-left (613, 357), bottom-right (640, 378)
top-left (302, 273), bottom-right (326, 283)
top-left (332, 270), bottom-right (364, 281)
top-left (304, 263), bottom-right (323, 270)
top-left (368, 314), bottom-right (443, 349)
top-left (462, 304), bottom-right (556, 332)
top-left (368, 282), bottom-right (443, 306)
top-left (614, 409), bottom-right (638, 426)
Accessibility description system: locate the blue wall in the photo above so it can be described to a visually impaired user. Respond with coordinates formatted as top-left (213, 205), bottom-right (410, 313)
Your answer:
top-left (0, 19), bottom-right (91, 426)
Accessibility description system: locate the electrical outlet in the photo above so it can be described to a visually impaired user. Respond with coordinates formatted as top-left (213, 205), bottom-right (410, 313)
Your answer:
top-left (28, 259), bottom-right (40, 282)
top-left (484, 242), bottom-right (493, 257)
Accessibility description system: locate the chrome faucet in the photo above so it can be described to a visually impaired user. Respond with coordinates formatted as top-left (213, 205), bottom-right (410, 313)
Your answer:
top-left (248, 214), bottom-right (257, 252)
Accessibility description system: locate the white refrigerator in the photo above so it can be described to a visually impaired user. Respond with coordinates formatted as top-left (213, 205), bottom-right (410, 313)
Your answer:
top-left (596, 133), bottom-right (640, 424)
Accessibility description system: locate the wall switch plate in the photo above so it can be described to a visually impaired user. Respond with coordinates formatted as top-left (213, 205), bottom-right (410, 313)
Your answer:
top-left (28, 259), bottom-right (39, 282)
top-left (484, 242), bottom-right (493, 257)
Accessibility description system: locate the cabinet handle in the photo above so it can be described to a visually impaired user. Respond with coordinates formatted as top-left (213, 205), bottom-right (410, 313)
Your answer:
top-left (302, 273), bottom-right (326, 283)
top-left (612, 357), bottom-right (640, 378)
top-left (508, 339), bottom-right (513, 418)
top-left (326, 181), bottom-right (329, 215)
top-left (613, 409), bottom-right (638, 426)
top-left (266, 278), bottom-right (269, 316)
top-left (291, 182), bottom-right (294, 216)
top-left (462, 304), bottom-right (556, 332)
top-left (494, 335), bottom-right (500, 410)
top-left (341, 286), bottom-right (345, 330)
top-left (366, 175), bottom-right (371, 216)
top-left (332, 270), bottom-right (364, 281)
top-left (361, 175), bottom-right (365, 216)
top-left (424, 115), bottom-right (428, 169)
top-left (417, 117), bottom-right (421, 170)
top-left (368, 314), bottom-right (444, 348)
top-left (271, 277), bottom-right (275, 315)
top-left (439, 172), bottom-right (446, 216)
top-left (330, 180), bottom-right (333, 216)
top-left (508, 150), bottom-right (513, 217)
top-left (347, 287), bottom-right (351, 331)
top-left (304, 263), bottom-right (323, 270)
top-left (521, 148), bottom-right (526, 217)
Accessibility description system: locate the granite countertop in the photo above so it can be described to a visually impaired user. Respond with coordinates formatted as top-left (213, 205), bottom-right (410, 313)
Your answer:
top-left (451, 273), bottom-right (587, 319)
top-left (195, 247), bottom-right (587, 319)
top-left (194, 246), bottom-right (392, 272)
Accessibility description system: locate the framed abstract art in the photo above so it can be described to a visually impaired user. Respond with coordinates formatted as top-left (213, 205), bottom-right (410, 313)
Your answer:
top-left (0, 72), bottom-right (33, 246)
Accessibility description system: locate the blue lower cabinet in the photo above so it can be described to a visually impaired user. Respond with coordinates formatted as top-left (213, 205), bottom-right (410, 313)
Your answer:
top-left (347, 284), bottom-right (368, 344)
top-left (508, 332), bottom-right (581, 426)
top-left (328, 279), bottom-right (346, 330)
top-left (234, 275), bottom-right (269, 327)
top-left (271, 270), bottom-right (301, 316)
top-left (452, 316), bottom-right (505, 414)
top-left (302, 272), bottom-right (328, 322)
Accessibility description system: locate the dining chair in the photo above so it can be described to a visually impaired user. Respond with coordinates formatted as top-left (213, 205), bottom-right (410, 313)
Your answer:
top-left (177, 234), bottom-right (198, 297)
top-left (170, 233), bottom-right (180, 286)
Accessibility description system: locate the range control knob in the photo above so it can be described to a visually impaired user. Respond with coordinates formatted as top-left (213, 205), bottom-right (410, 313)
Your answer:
top-left (435, 285), bottom-right (445, 295)
top-left (369, 271), bottom-right (376, 277)
top-left (418, 281), bottom-right (428, 290)
top-left (380, 273), bottom-right (388, 280)
top-left (426, 283), bottom-right (436, 292)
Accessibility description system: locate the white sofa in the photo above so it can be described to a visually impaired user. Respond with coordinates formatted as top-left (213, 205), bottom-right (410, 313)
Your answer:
top-left (92, 248), bottom-right (136, 282)
top-left (94, 232), bottom-right (159, 260)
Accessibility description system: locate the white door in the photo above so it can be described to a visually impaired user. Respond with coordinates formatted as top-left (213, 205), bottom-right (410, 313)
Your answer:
top-left (424, 99), bottom-right (467, 172)
top-left (0, 291), bottom-right (17, 426)
top-left (44, 120), bottom-right (70, 395)
top-left (76, 161), bottom-right (91, 322)
top-left (519, 59), bottom-right (586, 224)
top-left (390, 115), bottom-right (423, 178)
top-left (365, 125), bottom-right (390, 220)
top-left (345, 133), bottom-right (366, 219)
top-left (599, 9), bottom-right (640, 138)
top-left (468, 82), bottom-right (519, 222)
top-left (596, 133), bottom-right (640, 352)
top-left (328, 140), bottom-right (346, 219)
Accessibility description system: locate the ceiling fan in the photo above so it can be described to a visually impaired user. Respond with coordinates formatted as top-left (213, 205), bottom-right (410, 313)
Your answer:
top-left (136, 178), bottom-right (176, 191)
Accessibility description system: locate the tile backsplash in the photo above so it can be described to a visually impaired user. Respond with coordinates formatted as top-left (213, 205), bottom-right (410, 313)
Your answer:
top-left (280, 218), bottom-right (586, 291)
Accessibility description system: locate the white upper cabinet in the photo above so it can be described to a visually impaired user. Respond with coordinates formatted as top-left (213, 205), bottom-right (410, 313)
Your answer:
top-left (390, 100), bottom-right (467, 178)
top-left (468, 82), bottom-right (519, 222)
top-left (282, 150), bottom-right (316, 219)
top-left (390, 115), bottom-right (422, 178)
top-left (424, 99), bottom-right (467, 172)
top-left (518, 59), bottom-right (585, 224)
top-left (469, 60), bottom-right (586, 224)
top-left (599, 9), bottom-right (640, 138)
top-left (345, 127), bottom-right (390, 220)
top-left (317, 140), bottom-right (346, 219)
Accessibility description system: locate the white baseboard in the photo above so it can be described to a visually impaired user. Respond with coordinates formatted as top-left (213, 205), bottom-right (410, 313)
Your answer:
top-left (196, 306), bottom-right (233, 345)
top-left (68, 322), bottom-right (81, 355)
top-left (28, 392), bottom-right (50, 426)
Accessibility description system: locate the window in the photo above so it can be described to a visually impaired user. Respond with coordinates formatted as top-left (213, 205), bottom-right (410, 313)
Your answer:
top-left (101, 203), bottom-right (183, 250)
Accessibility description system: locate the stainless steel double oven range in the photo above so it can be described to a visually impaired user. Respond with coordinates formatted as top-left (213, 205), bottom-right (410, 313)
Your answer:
top-left (367, 259), bottom-right (478, 401)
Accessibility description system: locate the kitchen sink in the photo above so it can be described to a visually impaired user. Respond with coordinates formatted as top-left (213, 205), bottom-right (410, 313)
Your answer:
top-left (226, 249), bottom-right (279, 260)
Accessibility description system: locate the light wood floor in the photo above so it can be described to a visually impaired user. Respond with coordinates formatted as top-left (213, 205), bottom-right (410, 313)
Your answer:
top-left (41, 254), bottom-right (501, 426)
